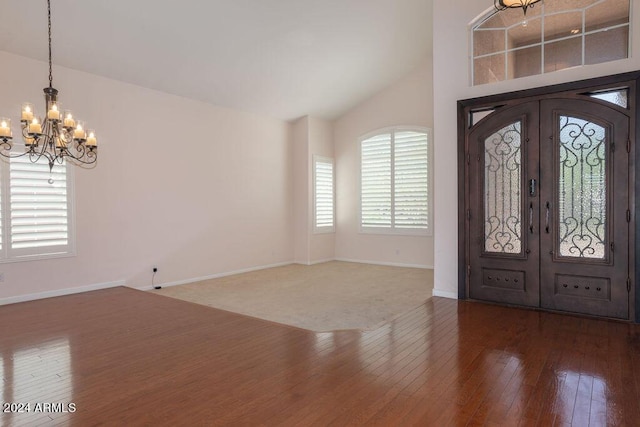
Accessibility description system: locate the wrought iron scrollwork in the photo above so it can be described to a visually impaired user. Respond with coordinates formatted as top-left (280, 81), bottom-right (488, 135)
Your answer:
top-left (558, 116), bottom-right (606, 259)
top-left (484, 122), bottom-right (522, 254)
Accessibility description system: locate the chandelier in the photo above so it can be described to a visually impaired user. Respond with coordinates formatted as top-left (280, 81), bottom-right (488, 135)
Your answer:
top-left (0, 0), bottom-right (97, 173)
top-left (495, 0), bottom-right (542, 15)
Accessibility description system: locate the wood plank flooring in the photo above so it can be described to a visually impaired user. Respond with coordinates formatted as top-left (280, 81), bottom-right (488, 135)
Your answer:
top-left (0, 286), bottom-right (639, 426)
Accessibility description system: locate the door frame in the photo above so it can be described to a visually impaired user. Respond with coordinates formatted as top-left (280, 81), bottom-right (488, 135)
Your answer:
top-left (457, 71), bottom-right (640, 322)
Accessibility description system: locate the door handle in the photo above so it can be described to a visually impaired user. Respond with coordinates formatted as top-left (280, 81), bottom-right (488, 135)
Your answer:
top-left (529, 178), bottom-right (537, 196)
top-left (529, 203), bottom-right (533, 233)
top-left (545, 202), bottom-right (550, 233)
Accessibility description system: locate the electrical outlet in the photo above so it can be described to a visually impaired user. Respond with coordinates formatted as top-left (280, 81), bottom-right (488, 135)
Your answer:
top-left (153, 267), bottom-right (158, 273)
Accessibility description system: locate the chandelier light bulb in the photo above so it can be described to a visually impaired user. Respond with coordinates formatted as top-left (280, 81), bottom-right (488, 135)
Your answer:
top-left (21, 103), bottom-right (34, 122)
top-left (86, 130), bottom-right (97, 147)
top-left (73, 122), bottom-right (86, 140)
top-left (47, 103), bottom-right (60, 120)
top-left (63, 111), bottom-right (75, 128)
top-left (0, 118), bottom-right (11, 138)
top-left (28, 117), bottom-right (42, 135)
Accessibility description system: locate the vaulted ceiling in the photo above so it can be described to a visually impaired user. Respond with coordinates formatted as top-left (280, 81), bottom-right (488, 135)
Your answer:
top-left (0, 0), bottom-right (432, 121)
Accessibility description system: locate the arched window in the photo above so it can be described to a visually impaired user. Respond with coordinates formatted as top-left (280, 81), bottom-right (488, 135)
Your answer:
top-left (471, 0), bottom-right (631, 85)
top-left (360, 127), bottom-right (432, 235)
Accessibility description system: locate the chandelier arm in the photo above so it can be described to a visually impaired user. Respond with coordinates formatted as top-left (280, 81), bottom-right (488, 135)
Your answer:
top-left (0, 139), bottom-right (13, 153)
top-left (64, 146), bottom-right (97, 163)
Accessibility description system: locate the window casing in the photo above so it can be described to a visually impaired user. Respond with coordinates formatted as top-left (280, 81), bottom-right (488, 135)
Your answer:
top-left (360, 127), bottom-right (431, 235)
top-left (471, 0), bottom-right (631, 86)
top-left (313, 156), bottom-right (335, 233)
top-left (0, 154), bottom-right (74, 262)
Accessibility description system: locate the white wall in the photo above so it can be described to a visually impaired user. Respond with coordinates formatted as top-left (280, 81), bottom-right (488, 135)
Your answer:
top-left (333, 59), bottom-right (434, 268)
top-left (292, 117), bottom-right (310, 264)
top-left (432, 0), bottom-right (640, 298)
top-left (308, 117), bottom-right (335, 263)
top-left (292, 116), bottom-right (335, 264)
top-left (0, 50), bottom-right (293, 300)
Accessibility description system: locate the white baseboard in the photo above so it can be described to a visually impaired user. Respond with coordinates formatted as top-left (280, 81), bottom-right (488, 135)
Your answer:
top-left (432, 288), bottom-right (458, 299)
top-left (135, 261), bottom-right (293, 291)
top-left (334, 257), bottom-right (433, 269)
top-left (295, 258), bottom-right (335, 266)
top-left (0, 279), bottom-right (126, 306)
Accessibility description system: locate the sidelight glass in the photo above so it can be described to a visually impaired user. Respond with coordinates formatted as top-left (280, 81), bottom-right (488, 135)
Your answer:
top-left (484, 122), bottom-right (522, 254)
top-left (558, 116), bottom-right (606, 259)
top-left (589, 89), bottom-right (628, 108)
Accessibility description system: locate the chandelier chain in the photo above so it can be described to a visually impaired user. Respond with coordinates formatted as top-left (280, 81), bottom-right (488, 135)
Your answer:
top-left (47, 0), bottom-right (53, 88)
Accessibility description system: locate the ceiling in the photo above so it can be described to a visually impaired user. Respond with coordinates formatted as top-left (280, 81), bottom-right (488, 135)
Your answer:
top-left (0, 0), bottom-right (432, 121)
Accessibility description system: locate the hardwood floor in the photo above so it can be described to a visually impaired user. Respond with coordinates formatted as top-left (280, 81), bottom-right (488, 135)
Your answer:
top-left (1, 287), bottom-right (639, 426)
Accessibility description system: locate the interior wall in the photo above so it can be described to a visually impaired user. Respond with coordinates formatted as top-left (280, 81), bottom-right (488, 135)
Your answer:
top-left (0, 50), bottom-right (294, 300)
top-left (292, 117), bottom-right (310, 264)
top-left (432, 0), bottom-right (640, 298)
top-left (333, 59), bottom-right (434, 268)
top-left (292, 116), bottom-right (335, 264)
top-left (308, 117), bottom-right (335, 263)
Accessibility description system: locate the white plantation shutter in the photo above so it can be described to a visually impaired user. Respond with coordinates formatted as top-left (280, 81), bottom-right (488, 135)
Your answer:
top-left (394, 131), bottom-right (428, 229)
top-left (360, 128), bottom-right (431, 234)
top-left (8, 156), bottom-right (72, 258)
top-left (361, 133), bottom-right (392, 227)
top-left (314, 156), bottom-right (335, 232)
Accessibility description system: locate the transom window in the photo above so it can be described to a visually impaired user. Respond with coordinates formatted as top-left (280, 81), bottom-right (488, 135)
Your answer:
top-left (471, 0), bottom-right (631, 85)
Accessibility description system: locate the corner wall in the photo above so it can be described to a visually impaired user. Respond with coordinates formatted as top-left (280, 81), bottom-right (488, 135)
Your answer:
top-left (0, 50), bottom-right (294, 301)
top-left (292, 116), bottom-right (335, 264)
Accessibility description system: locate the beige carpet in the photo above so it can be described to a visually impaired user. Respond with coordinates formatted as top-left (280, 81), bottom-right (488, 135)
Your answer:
top-left (150, 261), bottom-right (433, 332)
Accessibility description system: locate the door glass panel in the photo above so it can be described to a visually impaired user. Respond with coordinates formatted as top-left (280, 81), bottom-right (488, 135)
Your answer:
top-left (558, 116), bottom-right (606, 259)
top-left (484, 122), bottom-right (522, 254)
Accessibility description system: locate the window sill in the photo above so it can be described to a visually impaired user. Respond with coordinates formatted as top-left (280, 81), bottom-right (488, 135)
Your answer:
top-left (359, 227), bottom-right (432, 237)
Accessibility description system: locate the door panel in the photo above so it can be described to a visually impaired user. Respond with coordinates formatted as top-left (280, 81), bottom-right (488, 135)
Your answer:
top-left (539, 99), bottom-right (629, 318)
top-left (467, 97), bottom-right (630, 318)
top-left (468, 102), bottom-right (540, 307)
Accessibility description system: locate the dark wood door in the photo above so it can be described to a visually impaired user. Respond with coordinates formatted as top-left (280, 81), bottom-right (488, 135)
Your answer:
top-left (539, 98), bottom-right (630, 318)
top-left (467, 98), bottom-right (630, 318)
top-left (468, 101), bottom-right (541, 307)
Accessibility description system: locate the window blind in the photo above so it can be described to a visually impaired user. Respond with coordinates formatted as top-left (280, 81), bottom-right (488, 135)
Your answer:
top-left (361, 133), bottom-right (392, 227)
top-left (361, 129), bottom-right (429, 233)
top-left (394, 131), bottom-right (428, 229)
top-left (314, 157), bottom-right (335, 231)
top-left (9, 156), bottom-right (70, 254)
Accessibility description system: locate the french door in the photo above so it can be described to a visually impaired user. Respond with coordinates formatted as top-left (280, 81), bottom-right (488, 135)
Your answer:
top-left (466, 97), bottom-right (630, 319)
